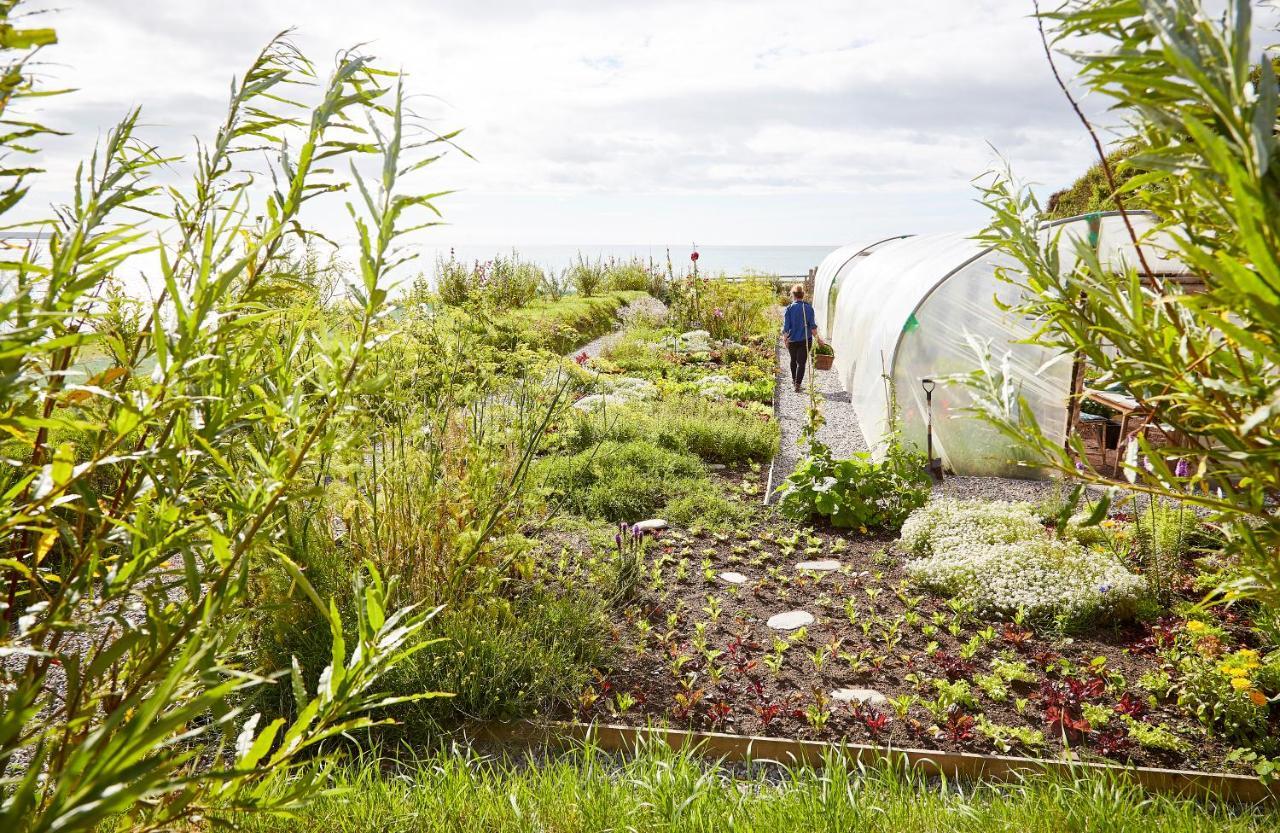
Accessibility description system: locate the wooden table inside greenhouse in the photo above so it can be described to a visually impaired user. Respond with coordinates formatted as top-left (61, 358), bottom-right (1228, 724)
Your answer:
top-left (1082, 388), bottom-right (1150, 477)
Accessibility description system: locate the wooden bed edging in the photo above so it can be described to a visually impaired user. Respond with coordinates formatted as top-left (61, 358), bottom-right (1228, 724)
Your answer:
top-left (468, 719), bottom-right (1279, 805)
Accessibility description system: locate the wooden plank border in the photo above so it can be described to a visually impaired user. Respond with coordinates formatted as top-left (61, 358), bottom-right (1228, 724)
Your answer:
top-left (468, 719), bottom-right (1279, 805)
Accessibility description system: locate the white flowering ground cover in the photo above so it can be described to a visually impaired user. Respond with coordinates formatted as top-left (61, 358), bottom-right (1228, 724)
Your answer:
top-left (902, 499), bottom-right (1145, 624)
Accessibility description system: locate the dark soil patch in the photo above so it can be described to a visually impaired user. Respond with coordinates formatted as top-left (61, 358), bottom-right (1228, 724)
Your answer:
top-left (540, 478), bottom-right (1244, 774)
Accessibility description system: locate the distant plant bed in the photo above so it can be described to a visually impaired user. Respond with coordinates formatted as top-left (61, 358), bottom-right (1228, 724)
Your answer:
top-left (552, 395), bottom-right (779, 466)
top-left (900, 499), bottom-right (1145, 627)
top-left (495, 290), bottom-right (646, 354)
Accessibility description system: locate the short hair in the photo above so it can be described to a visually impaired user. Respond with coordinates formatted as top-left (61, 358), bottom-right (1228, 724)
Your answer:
top-left (790, 284), bottom-right (805, 299)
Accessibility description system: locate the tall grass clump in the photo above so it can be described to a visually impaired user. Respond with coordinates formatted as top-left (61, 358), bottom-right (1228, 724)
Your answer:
top-left (0, 12), bottom-right (457, 830)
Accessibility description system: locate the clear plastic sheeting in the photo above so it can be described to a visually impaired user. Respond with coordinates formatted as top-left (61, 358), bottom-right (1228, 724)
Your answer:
top-left (811, 237), bottom-right (910, 339)
top-left (824, 212), bottom-right (1186, 479)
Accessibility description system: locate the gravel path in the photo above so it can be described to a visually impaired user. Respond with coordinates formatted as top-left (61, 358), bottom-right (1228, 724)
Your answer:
top-left (767, 343), bottom-right (867, 503)
top-left (765, 342), bottom-right (1101, 506)
top-left (571, 295), bottom-right (668, 359)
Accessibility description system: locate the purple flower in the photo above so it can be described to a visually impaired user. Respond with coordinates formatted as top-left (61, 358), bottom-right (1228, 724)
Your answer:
top-left (1075, 460), bottom-right (1087, 474)
top-left (614, 533), bottom-right (622, 549)
top-left (1175, 458), bottom-right (1191, 478)
top-left (1099, 584), bottom-right (1112, 594)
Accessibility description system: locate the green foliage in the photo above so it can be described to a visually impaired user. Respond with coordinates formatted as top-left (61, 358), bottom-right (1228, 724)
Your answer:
top-left (232, 745), bottom-right (1280, 833)
top-left (0, 21), bottom-right (455, 829)
top-left (967, 0), bottom-right (1280, 606)
top-left (779, 436), bottom-right (931, 532)
top-left (433, 251), bottom-right (543, 309)
top-left (663, 485), bottom-right (748, 531)
top-left (1172, 648), bottom-right (1273, 750)
top-left (554, 395), bottom-right (779, 465)
top-left (1046, 143), bottom-right (1147, 219)
top-left (975, 716), bottom-right (1046, 752)
top-left (494, 291), bottom-right (642, 354)
top-left (568, 253), bottom-right (606, 296)
top-left (1133, 497), bottom-right (1203, 601)
top-left (668, 274), bottom-right (778, 341)
top-left (1122, 716), bottom-right (1189, 753)
top-left (535, 439), bottom-right (706, 523)
top-left (602, 258), bottom-right (660, 293)
top-left (397, 588), bottom-right (608, 724)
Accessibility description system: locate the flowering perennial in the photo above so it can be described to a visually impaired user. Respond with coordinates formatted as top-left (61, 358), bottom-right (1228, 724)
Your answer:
top-left (901, 499), bottom-right (1144, 624)
top-left (898, 498), bottom-right (1044, 557)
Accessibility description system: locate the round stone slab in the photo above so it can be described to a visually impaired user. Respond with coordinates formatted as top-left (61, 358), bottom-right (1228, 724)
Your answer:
top-left (767, 610), bottom-right (814, 631)
top-left (719, 571), bottom-right (748, 585)
top-left (795, 559), bottom-right (841, 572)
top-left (632, 518), bottom-right (668, 532)
top-left (831, 687), bottom-right (888, 706)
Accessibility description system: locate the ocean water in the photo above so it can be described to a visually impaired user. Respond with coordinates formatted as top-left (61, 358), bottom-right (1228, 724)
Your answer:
top-left (421, 244), bottom-right (834, 279)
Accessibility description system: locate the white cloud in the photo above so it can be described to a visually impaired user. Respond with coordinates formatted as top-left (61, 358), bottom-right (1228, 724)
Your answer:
top-left (13, 0), bottom-right (1280, 251)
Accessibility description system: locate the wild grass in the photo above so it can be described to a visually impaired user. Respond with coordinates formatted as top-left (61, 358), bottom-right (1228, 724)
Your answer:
top-left (535, 439), bottom-right (706, 523)
top-left (557, 395), bottom-right (779, 465)
top-left (234, 743), bottom-right (1280, 833)
top-left (496, 290), bottom-right (646, 354)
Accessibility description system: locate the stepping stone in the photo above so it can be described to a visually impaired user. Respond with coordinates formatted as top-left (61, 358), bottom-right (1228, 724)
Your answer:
top-left (831, 687), bottom-right (888, 707)
top-left (767, 610), bottom-right (814, 631)
top-left (633, 519), bottom-right (668, 532)
top-left (795, 559), bottom-right (841, 571)
top-left (719, 571), bottom-right (748, 585)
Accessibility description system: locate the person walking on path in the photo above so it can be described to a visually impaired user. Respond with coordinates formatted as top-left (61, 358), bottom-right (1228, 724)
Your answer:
top-left (782, 284), bottom-right (819, 393)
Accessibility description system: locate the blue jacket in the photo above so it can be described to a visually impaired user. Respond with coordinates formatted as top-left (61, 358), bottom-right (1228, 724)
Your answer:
top-left (782, 301), bottom-right (816, 343)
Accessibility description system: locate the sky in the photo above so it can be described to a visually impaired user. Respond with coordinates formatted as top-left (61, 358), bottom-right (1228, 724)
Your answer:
top-left (14, 0), bottom-right (1280, 253)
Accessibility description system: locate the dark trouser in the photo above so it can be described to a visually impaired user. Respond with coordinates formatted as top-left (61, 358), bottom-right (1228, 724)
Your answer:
top-left (787, 340), bottom-right (811, 387)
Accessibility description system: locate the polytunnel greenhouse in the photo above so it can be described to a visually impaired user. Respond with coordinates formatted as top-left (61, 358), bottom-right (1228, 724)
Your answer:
top-left (816, 212), bottom-right (1188, 479)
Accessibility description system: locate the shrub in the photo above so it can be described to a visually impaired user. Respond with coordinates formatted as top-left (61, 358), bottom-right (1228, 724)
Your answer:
top-left (603, 258), bottom-right (656, 292)
top-left (394, 588), bottom-right (609, 725)
top-left (899, 499), bottom-right (1045, 557)
top-left (540, 267), bottom-right (574, 301)
top-left (668, 274), bottom-right (777, 341)
top-left (436, 254), bottom-right (475, 305)
top-left (779, 437), bottom-right (931, 532)
top-left (906, 534), bottom-right (1145, 625)
top-left (568, 254), bottom-right (605, 296)
top-left (434, 252), bottom-right (542, 308)
top-left (664, 485), bottom-right (748, 530)
top-left (484, 252), bottom-right (543, 308)
top-left (1172, 648), bottom-right (1273, 749)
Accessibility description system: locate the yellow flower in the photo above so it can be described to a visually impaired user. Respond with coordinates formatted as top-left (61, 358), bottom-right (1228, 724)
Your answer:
top-left (1185, 620), bottom-right (1207, 633)
top-left (1218, 649), bottom-right (1262, 678)
top-left (1230, 677), bottom-right (1252, 691)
